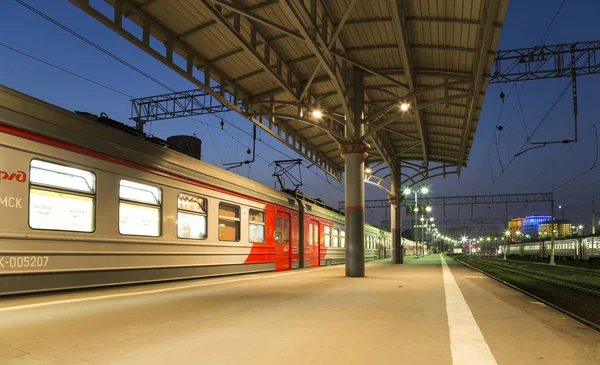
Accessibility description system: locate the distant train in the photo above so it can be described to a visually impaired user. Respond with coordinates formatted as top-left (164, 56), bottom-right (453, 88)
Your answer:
top-left (500, 237), bottom-right (600, 261)
top-left (0, 85), bottom-right (394, 296)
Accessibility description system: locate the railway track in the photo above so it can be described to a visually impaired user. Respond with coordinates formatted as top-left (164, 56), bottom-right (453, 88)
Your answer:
top-left (489, 257), bottom-right (600, 277)
top-left (456, 256), bottom-right (600, 332)
top-left (463, 257), bottom-right (600, 296)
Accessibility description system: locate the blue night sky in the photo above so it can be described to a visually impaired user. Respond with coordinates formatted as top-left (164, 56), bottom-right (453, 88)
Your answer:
top-left (2, 0), bottom-right (600, 235)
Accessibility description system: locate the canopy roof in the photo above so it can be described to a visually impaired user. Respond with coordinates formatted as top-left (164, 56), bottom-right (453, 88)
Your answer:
top-left (71, 0), bottom-right (509, 183)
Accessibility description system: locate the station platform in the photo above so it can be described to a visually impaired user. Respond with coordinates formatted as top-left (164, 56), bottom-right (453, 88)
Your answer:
top-left (0, 254), bottom-right (598, 365)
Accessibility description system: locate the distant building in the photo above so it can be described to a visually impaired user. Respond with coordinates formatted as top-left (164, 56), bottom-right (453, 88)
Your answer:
top-left (538, 220), bottom-right (572, 238)
top-left (523, 215), bottom-right (551, 238)
top-left (508, 218), bottom-right (525, 242)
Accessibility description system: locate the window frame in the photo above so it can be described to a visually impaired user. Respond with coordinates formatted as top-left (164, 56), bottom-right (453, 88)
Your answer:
top-left (248, 209), bottom-right (266, 244)
top-left (118, 179), bottom-right (162, 237)
top-left (324, 226), bottom-right (331, 247)
top-left (28, 159), bottom-right (97, 233)
top-left (333, 228), bottom-right (339, 248)
top-left (176, 192), bottom-right (208, 240)
top-left (283, 217), bottom-right (290, 245)
top-left (218, 202), bottom-right (240, 242)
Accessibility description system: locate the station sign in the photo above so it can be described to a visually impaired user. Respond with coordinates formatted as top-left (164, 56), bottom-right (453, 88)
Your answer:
top-left (406, 204), bottom-right (427, 216)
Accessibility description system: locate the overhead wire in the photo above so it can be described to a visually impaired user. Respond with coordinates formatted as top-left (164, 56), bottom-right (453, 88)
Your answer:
top-left (476, 0), bottom-right (568, 193)
top-left (14, 0), bottom-right (342, 198)
top-left (0, 43), bottom-right (135, 99)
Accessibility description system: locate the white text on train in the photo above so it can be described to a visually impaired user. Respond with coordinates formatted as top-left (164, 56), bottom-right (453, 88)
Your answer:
top-left (0, 196), bottom-right (23, 208)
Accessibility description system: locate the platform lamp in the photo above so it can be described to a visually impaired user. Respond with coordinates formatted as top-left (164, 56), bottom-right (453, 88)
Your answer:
top-left (503, 230), bottom-right (511, 260)
top-left (403, 186), bottom-right (429, 258)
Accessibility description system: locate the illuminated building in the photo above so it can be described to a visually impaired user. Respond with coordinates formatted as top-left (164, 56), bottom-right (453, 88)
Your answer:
top-left (523, 215), bottom-right (551, 238)
top-left (508, 218), bottom-right (525, 242)
top-left (538, 220), bottom-right (572, 238)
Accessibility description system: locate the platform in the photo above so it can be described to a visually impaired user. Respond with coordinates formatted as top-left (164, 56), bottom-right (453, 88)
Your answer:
top-left (0, 255), bottom-right (598, 365)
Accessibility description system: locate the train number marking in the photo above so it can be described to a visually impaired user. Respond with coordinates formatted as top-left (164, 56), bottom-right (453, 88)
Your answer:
top-left (0, 196), bottom-right (23, 208)
top-left (0, 256), bottom-right (49, 269)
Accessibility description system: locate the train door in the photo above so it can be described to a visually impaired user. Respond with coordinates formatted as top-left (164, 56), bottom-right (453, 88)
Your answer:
top-left (311, 220), bottom-right (320, 267)
top-left (274, 212), bottom-right (291, 271)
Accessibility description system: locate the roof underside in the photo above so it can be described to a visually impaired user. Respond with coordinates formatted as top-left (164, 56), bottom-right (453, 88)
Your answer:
top-left (70, 0), bottom-right (509, 182)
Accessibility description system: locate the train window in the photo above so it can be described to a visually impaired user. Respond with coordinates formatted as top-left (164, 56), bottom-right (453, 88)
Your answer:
top-left (341, 231), bottom-right (345, 248)
top-left (309, 223), bottom-right (313, 245)
top-left (29, 160), bottom-right (96, 232)
top-left (119, 179), bottom-right (161, 205)
top-left (249, 210), bottom-right (265, 243)
top-left (313, 224), bottom-right (319, 246)
top-left (284, 218), bottom-right (290, 244)
top-left (333, 229), bottom-right (339, 247)
top-left (30, 159), bottom-right (96, 193)
top-left (324, 226), bottom-right (331, 247)
top-left (119, 180), bottom-right (161, 237)
top-left (218, 203), bottom-right (240, 241)
top-left (177, 193), bottom-right (207, 240)
top-left (275, 216), bottom-right (282, 244)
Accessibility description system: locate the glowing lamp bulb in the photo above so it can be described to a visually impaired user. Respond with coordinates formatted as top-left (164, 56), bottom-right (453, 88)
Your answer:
top-left (365, 167), bottom-right (372, 173)
top-left (312, 110), bottom-right (323, 119)
top-left (400, 102), bottom-right (410, 112)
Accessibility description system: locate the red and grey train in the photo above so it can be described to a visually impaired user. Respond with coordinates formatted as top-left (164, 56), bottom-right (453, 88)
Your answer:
top-left (0, 85), bottom-right (394, 296)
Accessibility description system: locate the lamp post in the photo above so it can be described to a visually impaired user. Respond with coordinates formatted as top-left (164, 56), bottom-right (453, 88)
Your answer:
top-left (403, 186), bottom-right (429, 258)
top-left (504, 230), bottom-right (510, 260)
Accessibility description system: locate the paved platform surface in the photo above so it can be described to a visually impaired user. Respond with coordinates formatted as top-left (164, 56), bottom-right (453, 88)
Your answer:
top-left (0, 255), bottom-right (598, 364)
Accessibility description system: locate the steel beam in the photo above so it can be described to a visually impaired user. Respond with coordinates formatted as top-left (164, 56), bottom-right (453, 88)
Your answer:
top-left (457, 0), bottom-right (501, 175)
top-left (200, 0), bottom-right (299, 101)
top-left (490, 40), bottom-right (600, 83)
top-left (340, 192), bottom-right (553, 210)
top-left (69, 0), bottom-right (342, 180)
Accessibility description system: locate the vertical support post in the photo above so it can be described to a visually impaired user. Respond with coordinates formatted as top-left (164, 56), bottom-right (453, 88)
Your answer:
top-left (592, 198), bottom-right (596, 235)
top-left (550, 199), bottom-right (556, 265)
top-left (390, 162), bottom-right (403, 264)
top-left (421, 216), bottom-right (425, 256)
top-left (340, 67), bottom-right (368, 277)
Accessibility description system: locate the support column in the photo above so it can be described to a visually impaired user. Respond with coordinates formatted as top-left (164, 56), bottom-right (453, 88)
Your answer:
top-left (341, 66), bottom-right (368, 277)
top-left (390, 162), bottom-right (403, 264)
top-left (341, 142), bottom-right (369, 277)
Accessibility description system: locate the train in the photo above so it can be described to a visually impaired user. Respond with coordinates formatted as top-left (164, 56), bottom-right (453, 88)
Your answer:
top-left (499, 237), bottom-right (600, 262)
top-left (0, 85), bottom-right (399, 296)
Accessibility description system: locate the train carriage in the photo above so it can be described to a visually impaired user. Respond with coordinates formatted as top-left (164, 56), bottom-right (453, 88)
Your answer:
top-left (0, 85), bottom-right (392, 295)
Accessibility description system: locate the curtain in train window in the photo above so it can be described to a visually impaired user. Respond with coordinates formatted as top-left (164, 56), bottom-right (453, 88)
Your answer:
top-left (177, 193), bottom-right (207, 239)
top-left (324, 226), bottom-right (331, 247)
top-left (249, 209), bottom-right (265, 243)
top-left (333, 229), bottom-right (339, 247)
top-left (119, 179), bottom-right (161, 236)
top-left (29, 159), bottom-right (96, 232)
top-left (218, 203), bottom-right (240, 241)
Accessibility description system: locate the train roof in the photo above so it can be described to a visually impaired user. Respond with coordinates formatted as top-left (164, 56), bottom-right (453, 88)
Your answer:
top-left (0, 85), bottom-right (389, 232)
top-left (0, 85), bottom-right (295, 208)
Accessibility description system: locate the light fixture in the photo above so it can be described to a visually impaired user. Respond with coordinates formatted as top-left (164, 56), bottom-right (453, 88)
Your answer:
top-left (400, 102), bottom-right (410, 112)
top-left (425, 206), bottom-right (432, 212)
top-left (420, 186), bottom-right (429, 194)
top-left (403, 187), bottom-right (412, 195)
top-left (311, 110), bottom-right (323, 119)
top-left (365, 167), bottom-right (372, 174)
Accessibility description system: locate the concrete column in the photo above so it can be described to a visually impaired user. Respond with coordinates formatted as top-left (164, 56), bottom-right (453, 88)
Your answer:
top-left (341, 142), bottom-right (369, 276)
top-left (341, 66), bottom-right (368, 277)
top-left (390, 163), bottom-right (403, 264)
